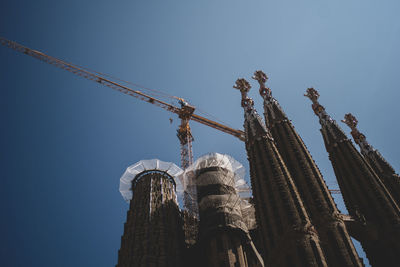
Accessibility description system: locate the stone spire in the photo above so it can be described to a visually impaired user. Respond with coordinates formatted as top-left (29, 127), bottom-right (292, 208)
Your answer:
top-left (234, 79), bottom-right (328, 267)
top-left (304, 88), bottom-right (348, 143)
top-left (252, 70), bottom-right (287, 125)
top-left (253, 71), bottom-right (362, 267)
top-left (117, 161), bottom-right (185, 267)
top-left (342, 113), bottom-right (400, 207)
top-left (190, 153), bottom-right (264, 267)
top-left (306, 88), bottom-right (400, 267)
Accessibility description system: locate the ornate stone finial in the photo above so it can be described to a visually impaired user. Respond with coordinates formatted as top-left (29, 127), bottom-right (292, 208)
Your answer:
top-left (305, 88), bottom-right (347, 141)
top-left (233, 78), bottom-right (254, 108)
top-left (252, 70), bottom-right (272, 100)
top-left (304, 87), bottom-right (327, 116)
top-left (233, 78), bottom-right (251, 93)
top-left (342, 113), bottom-right (366, 145)
top-left (304, 87), bottom-right (320, 104)
top-left (252, 70), bottom-right (268, 85)
top-left (342, 115), bottom-right (395, 174)
top-left (342, 113), bottom-right (358, 130)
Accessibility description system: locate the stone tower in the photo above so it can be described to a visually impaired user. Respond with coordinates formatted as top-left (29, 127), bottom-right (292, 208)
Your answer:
top-left (185, 153), bottom-right (263, 267)
top-left (252, 71), bottom-right (362, 267)
top-left (116, 159), bottom-right (185, 267)
top-left (342, 113), bottom-right (400, 208)
top-left (305, 88), bottom-right (400, 267)
top-left (234, 78), bottom-right (328, 267)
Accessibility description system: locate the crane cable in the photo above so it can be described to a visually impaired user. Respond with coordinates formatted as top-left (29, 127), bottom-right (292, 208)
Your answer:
top-left (77, 62), bottom-right (236, 129)
top-left (51, 59), bottom-right (180, 103)
top-left (0, 36), bottom-right (246, 141)
top-left (55, 51), bottom-right (236, 129)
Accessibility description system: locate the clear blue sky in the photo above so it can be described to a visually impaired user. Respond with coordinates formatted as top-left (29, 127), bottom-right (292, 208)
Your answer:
top-left (1, 1), bottom-right (400, 266)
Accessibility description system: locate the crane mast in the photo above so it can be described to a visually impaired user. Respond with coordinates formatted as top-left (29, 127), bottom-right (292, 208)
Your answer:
top-left (176, 99), bottom-right (195, 169)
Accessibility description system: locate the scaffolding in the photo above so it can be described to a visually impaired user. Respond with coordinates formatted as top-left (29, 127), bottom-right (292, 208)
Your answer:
top-left (180, 153), bottom-right (255, 231)
top-left (180, 152), bottom-right (262, 266)
top-left (117, 159), bottom-right (185, 267)
top-left (119, 159), bottom-right (183, 204)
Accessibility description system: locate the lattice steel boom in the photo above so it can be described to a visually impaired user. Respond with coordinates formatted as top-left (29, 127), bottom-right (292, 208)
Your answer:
top-left (0, 37), bottom-right (245, 170)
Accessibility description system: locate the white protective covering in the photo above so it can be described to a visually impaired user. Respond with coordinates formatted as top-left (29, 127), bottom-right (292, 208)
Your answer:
top-left (119, 159), bottom-right (184, 203)
top-left (180, 152), bottom-right (255, 230)
top-left (240, 199), bottom-right (257, 230)
top-left (179, 152), bottom-right (251, 198)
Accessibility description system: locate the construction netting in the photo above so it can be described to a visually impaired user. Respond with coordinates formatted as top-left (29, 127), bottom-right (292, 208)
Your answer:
top-left (117, 160), bottom-right (185, 266)
top-left (179, 153), bottom-right (256, 232)
top-left (119, 159), bottom-right (184, 204)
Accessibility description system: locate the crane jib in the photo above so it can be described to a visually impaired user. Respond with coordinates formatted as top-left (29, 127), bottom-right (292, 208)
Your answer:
top-left (0, 36), bottom-right (245, 141)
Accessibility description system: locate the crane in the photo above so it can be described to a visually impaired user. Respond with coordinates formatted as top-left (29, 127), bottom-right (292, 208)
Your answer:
top-left (0, 37), bottom-right (340, 196)
top-left (0, 37), bottom-right (244, 170)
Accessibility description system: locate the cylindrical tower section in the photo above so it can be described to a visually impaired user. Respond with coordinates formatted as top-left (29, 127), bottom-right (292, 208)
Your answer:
top-left (116, 159), bottom-right (185, 267)
top-left (184, 153), bottom-right (263, 267)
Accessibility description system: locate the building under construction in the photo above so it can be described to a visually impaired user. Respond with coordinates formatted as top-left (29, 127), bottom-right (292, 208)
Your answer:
top-left (1, 38), bottom-right (398, 267)
top-left (116, 71), bottom-right (400, 267)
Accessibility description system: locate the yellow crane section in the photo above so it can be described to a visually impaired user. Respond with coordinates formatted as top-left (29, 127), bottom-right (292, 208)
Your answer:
top-left (0, 37), bottom-right (245, 169)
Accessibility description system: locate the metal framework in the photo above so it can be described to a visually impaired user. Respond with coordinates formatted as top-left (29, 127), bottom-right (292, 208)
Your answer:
top-left (0, 37), bottom-right (244, 171)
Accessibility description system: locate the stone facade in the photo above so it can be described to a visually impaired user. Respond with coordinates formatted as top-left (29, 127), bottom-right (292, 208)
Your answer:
top-left (253, 71), bottom-right (362, 267)
top-left (117, 169), bottom-right (185, 267)
top-left (306, 88), bottom-right (400, 267)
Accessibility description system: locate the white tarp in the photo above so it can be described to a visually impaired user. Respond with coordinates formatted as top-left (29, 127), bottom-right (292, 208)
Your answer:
top-left (179, 152), bottom-right (251, 197)
top-left (119, 159), bottom-right (183, 203)
top-left (180, 152), bottom-right (256, 230)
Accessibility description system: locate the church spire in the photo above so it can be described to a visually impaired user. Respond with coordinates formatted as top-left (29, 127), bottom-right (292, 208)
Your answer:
top-left (306, 88), bottom-right (400, 267)
top-left (233, 78), bottom-right (270, 140)
top-left (342, 113), bottom-right (400, 208)
top-left (252, 70), bottom-right (287, 125)
top-left (234, 78), bottom-right (328, 267)
top-left (253, 71), bottom-right (362, 267)
top-left (304, 88), bottom-right (347, 144)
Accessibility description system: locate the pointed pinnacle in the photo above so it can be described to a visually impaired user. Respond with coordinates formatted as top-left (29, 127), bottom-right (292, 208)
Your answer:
top-left (252, 70), bottom-right (268, 85)
top-left (252, 70), bottom-right (272, 100)
top-left (304, 87), bottom-right (320, 103)
top-left (304, 87), bottom-right (327, 116)
top-left (233, 78), bottom-right (254, 109)
top-left (342, 113), bottom-right (358, 130)
top-left (233, 78), bottom-right (251, 93)
top-left (342, 113), bottom-right (366, 145)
